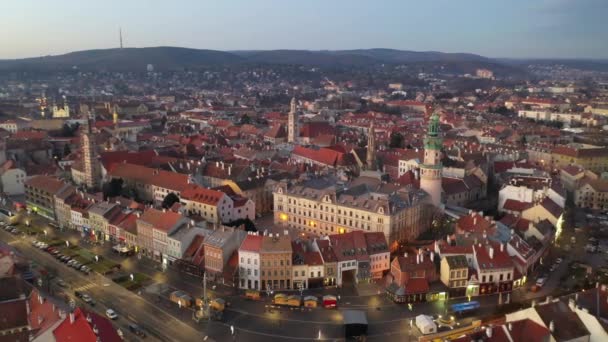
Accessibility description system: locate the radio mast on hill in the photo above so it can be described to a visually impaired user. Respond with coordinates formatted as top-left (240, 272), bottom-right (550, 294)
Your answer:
top-left (119, 27), bottom-right (123, 49)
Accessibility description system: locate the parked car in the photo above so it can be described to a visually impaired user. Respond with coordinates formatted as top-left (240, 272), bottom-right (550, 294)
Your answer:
top-left (128, 324), bottom-right (147, 338)
top-left (56, 279), bottom-right (68, 288)
top-left (105, 309), bottom-right (118, 320)
top-left (555, 258), bottom-right (563, 264)
top-left (74, 290), bottom-right (84, 298)
top-left (10, 228), bottom-right (18, 234)
top-left (32, 240), bottom-right (40, 246)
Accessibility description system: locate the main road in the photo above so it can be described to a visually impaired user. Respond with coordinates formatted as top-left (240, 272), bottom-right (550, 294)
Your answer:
top-left (1, 229), bottom-right (202, 342)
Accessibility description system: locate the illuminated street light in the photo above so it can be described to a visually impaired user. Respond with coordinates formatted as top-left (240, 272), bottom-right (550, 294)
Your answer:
top-left (95, 255), bottom-right (99, 262)
top-left (130, 273), bottom-right (134, 281)
top-left (318, 330), bottom-right (321, 340)
top-left (65, 240), bottom-right (70, 247)
top-left (43, 230), bottom-right (47, 237)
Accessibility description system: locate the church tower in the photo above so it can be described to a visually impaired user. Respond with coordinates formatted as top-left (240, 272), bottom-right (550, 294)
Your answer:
top-left (82, 119), bottom-right (101, 190)
top-left (287, 97), bottom-right (298, 143)
top-left (420, 111), bottom-right (443, 208)
top-left (366, 120), bottom-right (376, 170)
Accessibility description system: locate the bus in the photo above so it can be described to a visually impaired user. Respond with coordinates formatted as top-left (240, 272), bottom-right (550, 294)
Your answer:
top-left (449, 301), bottom-right (480, 315)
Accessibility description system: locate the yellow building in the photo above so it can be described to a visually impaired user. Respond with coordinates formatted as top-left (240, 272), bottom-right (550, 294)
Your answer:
top-left (273, 177), bottom-right (429, 246)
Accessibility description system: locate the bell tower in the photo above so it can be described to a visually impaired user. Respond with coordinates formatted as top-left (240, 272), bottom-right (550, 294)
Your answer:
top-left (420, 111), bottom-right (443, 207)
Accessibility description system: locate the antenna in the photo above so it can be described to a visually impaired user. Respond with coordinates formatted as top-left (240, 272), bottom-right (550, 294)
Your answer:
top-left (119, 27), bottom-right (123, 49)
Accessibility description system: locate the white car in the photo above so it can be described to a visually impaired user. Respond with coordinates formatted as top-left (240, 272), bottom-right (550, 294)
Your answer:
top-left (105, 309), bottom-right (118, 320)
top-left (536, 278), bottom-right (547, 288)
top-left (555, 258), bottom-right (563, 264)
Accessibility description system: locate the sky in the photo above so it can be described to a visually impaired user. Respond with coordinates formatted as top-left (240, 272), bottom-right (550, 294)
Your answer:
top-left (2, 0), bottom-right (607, 59)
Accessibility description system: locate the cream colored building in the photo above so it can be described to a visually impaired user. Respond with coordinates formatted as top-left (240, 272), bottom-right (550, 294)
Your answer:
top-left (260, 235), bottom-right (292, 291)
top-left (273, 177), bottom-right (429, 246)
top-left (575, 180), bottom-right (608, 210)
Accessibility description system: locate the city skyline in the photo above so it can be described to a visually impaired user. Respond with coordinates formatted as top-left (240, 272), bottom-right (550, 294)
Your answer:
top-left (2, 0), bottom-right (608, 59)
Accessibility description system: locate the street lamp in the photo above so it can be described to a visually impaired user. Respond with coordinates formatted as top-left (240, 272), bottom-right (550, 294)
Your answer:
top-left (95, 255), bottom-right (99, 262)
top-left (43, 230), bottom-right (47, 237)
top-left (130, 273), bottom-right (134, 281)
top-left (25, 220), bottom-right (30, 227)
top-left (318, 329), bottom-right (322, 340)
top-left (65, 240), bottom-right (70, 247)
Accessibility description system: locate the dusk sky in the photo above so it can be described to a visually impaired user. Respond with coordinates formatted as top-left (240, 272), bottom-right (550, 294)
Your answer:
top-left (2, 0), bottom-right (607, 59)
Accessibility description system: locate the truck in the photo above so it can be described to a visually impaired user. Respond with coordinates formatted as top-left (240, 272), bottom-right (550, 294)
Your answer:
top-left (193, 298), bottom-right (226, 321)
top-left (170, 290), bottom-right (193, 308)
top-left (415, 315), bottom-right (438, 335)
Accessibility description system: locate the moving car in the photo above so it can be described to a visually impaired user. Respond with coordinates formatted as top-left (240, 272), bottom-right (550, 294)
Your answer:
top-left (56, 279), bottom-right (68, 288)
top-left (535, 277), bottom-right (547, 288)
top-left (105, 309), bottom-right (118, 320)
top-left (81, 294), bottom-right (95, 306)
top-left (128, 324), bottom-right (147, 338)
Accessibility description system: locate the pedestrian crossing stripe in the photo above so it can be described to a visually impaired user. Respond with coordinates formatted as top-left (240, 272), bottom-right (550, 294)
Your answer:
top-left (74, 283), bottom-right (96, 291)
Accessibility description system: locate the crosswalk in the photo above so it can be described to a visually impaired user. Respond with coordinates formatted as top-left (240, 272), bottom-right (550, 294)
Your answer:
top-left (73, 282), bottom-right (97, 292)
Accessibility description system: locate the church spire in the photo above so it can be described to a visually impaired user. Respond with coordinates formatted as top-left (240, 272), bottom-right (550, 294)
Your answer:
top-left (366, 120), bottom-right (376, 170)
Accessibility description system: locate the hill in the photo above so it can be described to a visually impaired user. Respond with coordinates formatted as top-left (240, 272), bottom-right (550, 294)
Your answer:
top-left (0, 47), bottom-right (244, 72)
top-left (0, 46), bottom-right (523, 75)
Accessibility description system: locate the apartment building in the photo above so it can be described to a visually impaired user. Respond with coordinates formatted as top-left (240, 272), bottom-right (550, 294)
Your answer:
top-left (575, 179), bottom-right (608, 210)
top-left (88, 201), bottom-right (121, 242)
top-left (238, 233), bottom-right (263, 290)
top-left (107, 163), bottom-right (193, 204)
top-left (260, 234), bottom-right (292, 291)
top-left (440, 255), bottom-right (469, 298)
top-left (273, 176), bottom-right (429, 247)
top-left (25, 175), bottom-right (70, 220)
top-left (203, 227), bottom-right (246, 277)
top-left (180, 185), bottom-right (233, 224)
top-left (136, 208), bottom-right (188, 264)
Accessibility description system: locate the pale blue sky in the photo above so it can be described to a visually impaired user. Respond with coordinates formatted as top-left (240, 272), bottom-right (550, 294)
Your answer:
top-left (2, 0), bottom-right (607, 59)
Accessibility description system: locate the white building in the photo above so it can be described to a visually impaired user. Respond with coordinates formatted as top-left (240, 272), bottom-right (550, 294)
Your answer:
top-left (0, 163), bottom-right (26, 195)
top-left (238, 233), bottom-right (263, 290)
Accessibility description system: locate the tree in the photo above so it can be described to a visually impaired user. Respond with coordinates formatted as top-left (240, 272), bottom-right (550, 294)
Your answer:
top-left (162, 192), bottom-right (180, 209)
top-left (63, 143), bottom-right (71, 157)
top-left (240, 114), bottom-right (251, 125)
top-left (389, 132), bottom-right (404, 148)
top-left (102, 178), bottom-right (124, 200)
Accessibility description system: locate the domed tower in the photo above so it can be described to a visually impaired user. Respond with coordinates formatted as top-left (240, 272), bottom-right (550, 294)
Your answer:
top-left (420, 111), bottom-right (443, 207)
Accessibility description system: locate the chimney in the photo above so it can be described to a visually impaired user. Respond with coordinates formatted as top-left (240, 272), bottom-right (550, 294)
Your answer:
top-left (473, 217), bottom-right (477, 225)
top-left (430, 251), bottom-right (435, 262)
top-left (500, 243), bottom-right (504, 252)
top-left (69, 312), bottom-right (75, 324)
top-left (489, 247), bottom-right (494, 259)
top-left (549, 321), bottom-right (554, 333)
top-left (486, 326), bottom-right (492, 338)
top-left (228, 165), bottom-right (232, 176)
top-left (416, 254), bottom-right (420, 264)
top-left (507, 323), bottom-right (512, 331)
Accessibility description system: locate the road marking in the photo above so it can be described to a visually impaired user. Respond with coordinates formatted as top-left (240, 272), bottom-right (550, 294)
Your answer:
top-left (73, 283), bottom-right (97, 292)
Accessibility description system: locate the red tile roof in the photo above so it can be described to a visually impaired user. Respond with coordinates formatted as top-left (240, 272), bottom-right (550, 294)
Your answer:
top-left (239, 234), bottom-right (263, 253)
top-left (456, 212), bottom-right (495, 234)
top-left (25, 175), bottom-right (66, 194)
top-left (109, 163), bottom-right (191, 193)
top-left (473, 243), bottom-right (513, 271)
top-left (139, 208), bottom-right (184, 233)
top-left (404, 278), bottom-right (429, 294)
top-left (539, 197), bottom-right (563, 218)
top-left (181, 185), bottom-right (225, 205)
top-left (28, 290), bottom-right (62, 335)
top-left (53, 308), bottom-right (122, 342)
top-left (503, 199), bottom-right (532, 212)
